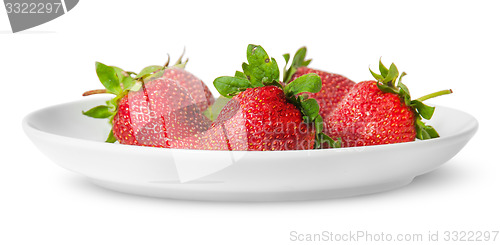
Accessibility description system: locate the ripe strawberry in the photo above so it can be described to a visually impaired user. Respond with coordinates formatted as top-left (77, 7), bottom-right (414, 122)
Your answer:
top-left (325, 60), bottom-right (452, 147)
top-left (283, 47), bottom-right (355, 118)
top-left (213, 86), bottom-right (315, 150)
top-left (161, 66), bottom-right (215, 111)
top-left (168, 124), bottom-right (231, 150)
top-left (82, 56), bottom-right (213, 147)
top-left (113, 77), bottom-right (212, 147)
top-left (209, 44), bottom-right (338, 151)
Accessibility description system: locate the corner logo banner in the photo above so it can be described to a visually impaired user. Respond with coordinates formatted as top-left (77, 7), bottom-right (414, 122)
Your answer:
top-left (3, 0), bottom-right (79, 33)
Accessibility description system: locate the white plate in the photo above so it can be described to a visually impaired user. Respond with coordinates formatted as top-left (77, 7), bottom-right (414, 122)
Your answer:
top-left (22, 96), bottom-right (478, 201)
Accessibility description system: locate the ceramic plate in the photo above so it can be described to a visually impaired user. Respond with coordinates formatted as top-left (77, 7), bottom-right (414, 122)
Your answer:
top-left (22, 96), bottom-right (478, 201)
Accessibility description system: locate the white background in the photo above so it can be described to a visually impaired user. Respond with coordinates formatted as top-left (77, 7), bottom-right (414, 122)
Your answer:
top-left (1, 1), bottom-right (498, 244)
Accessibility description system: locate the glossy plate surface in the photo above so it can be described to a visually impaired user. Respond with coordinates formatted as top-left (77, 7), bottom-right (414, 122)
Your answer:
top-left (22, 96), bottom-right (478, 201)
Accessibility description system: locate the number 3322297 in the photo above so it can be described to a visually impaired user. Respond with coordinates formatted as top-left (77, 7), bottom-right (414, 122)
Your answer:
top-left (5, 2), bottom-right (63, 14)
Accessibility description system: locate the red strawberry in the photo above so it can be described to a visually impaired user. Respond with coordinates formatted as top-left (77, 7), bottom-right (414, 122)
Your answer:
top-left (113, 77), bottom-right (212, 147)
top-left (213, 86), bottom-right (315, 151)
top-left (161, 67), bottom-right (215, 111)
top-left (209, 44), bottom-right (338, 151)
top-left (284, 47), bottom-right (355, 118)
top-left (169, 124), bottom-right (231, 150)
top-left (82, 56), bottom-right (213, 147)
top-left (325, 60), bottom-right (452, 147)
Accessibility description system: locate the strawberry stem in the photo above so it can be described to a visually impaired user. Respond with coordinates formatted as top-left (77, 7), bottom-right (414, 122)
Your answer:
top-left (416, 89), bottom-right (453, 102)
top-left (82, 89), bottom-right (108, 96)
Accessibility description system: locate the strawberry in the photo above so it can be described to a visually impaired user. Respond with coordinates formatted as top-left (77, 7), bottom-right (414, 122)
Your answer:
top-left (168, 124), bottom-right (231, 150)
top-left (325, 60), bottom-right (452, 147)
top-left (113, 77), bottom-right (212, 147)
top-left (283, 47), bottom-right (355, 118)
top-left (82, 55), bottom-right (213, 147)
top-left (213, 86), bottom-right (315, 150)
top-left (209, 44), bottom-right (339, 151)
top-left (161, 66), bottom-right (215, 111)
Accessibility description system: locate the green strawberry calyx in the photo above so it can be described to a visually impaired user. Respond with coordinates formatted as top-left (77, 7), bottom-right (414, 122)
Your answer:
top-left (369, 59), bottom-right (453, 140)
top-left (81, 53), bottom-right (189, 143)
top-left (213, 44), bottom-right (339, 149)
top-left (282, 46), bottom-right (311, 83)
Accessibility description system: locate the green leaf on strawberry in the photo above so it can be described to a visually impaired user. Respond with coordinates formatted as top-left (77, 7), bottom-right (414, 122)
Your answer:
top-left (397, 76), bottom-right (411, 105)
top-left (82, 105), bottom-right (113, 118)
top-left (314, 115), bottom-right (341, 148)
top-left (283, 53), bottom-right (290, 64)
top-left (111, 66), bottom-right (136, 90)
top-left (378, 58), bottom-right (389, 77)
top-left (383, 63), bottom-right (399, 86)
top-left (235, 71), bottom-right (248, 79)
top-left (213, 76), bottom-right (253, 98)
top-left (95, 62), bottom-right (122, 95)
top-left (284, 73), bottom-right (322, 96)
top-left (136, 65), bottom-right (163, 80)
top-left (299, 98), bottom-right (320, 123)
top-left (105, 129), bottom-right (117, 143)
top-left (282, 46), bottom-right (311, 83)
top-left (316, 132), bottom-right (341, 149)
top-left (242, 45), bottom-right (280, 87)
top-left (410, 100), bottom-right (435, 120)
top-left (369, 67), bottom-right (384, 82)
top-left (415, 120), bottom-right (439, 139)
